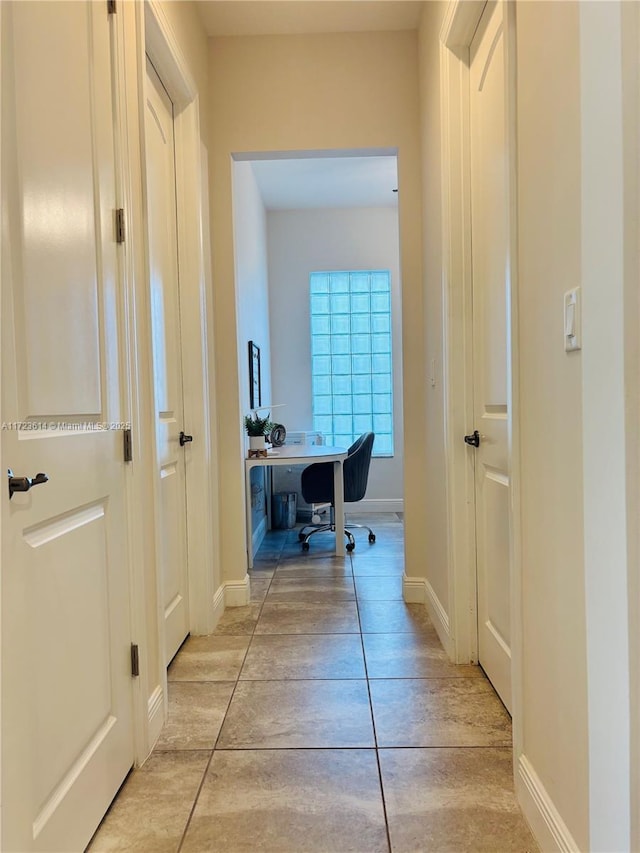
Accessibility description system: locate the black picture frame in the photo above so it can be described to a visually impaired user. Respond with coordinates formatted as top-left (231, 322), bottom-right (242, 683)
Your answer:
top-left (248, 341), bottom-right (261, 409)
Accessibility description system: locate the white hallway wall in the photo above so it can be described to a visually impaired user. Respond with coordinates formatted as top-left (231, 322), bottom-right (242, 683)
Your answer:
top-left (232, 161), bottom-right (271, 544)
top-left (233, 161), bottom-right (272, 412)
top-left (267, 206), bottom-right (404, 507)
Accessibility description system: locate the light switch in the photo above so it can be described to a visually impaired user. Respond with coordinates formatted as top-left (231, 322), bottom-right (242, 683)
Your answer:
top-left (564, 287), bottom-right (581, 352)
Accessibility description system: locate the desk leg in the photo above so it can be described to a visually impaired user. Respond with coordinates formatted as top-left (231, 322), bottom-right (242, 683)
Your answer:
top-left (266, 466), bottom-right (272, 530)
top-left (333, 459), bottom-right (346, 558)
top-left (245, 464), bottom-right (254, 570)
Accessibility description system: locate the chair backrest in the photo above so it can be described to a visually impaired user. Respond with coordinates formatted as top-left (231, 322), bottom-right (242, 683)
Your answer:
top-left (343, 432), bottom-right (375, 503)
top-left (300, 432), bottom-right (375, 505)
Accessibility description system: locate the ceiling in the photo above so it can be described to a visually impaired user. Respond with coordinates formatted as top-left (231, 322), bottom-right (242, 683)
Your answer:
top-left (247, 155), bottom-right (398, 210)
top-left (196, 1), bottom-right (424, 38)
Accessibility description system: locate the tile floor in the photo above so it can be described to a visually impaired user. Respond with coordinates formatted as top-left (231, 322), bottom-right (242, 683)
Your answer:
top-left (88, 513), bottom-right (538, 853)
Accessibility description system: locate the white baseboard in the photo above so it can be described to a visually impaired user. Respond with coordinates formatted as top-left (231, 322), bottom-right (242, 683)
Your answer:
top-left (403, 575), bottom-right (426, 603)
top-left (348, 498), bottom-right (403, 514)
top-left (402, 576), bottom-right (453, 658)
top-left (425, 576), bottom-right (450, 631)
top-left (517, 755), bottom-right (580, 852)
top-left (251, 514), bottom-right (267, 556)
top-left (211, 583), bottom-right (226, 627)
top-left (224, 573), bottom-right (250, 607)
top-left (147, 685), bottom-right (164, 748)
top-left (402, 577), bottom-right (454, 657)
top-left (425, 578), bottom-right (453, 657)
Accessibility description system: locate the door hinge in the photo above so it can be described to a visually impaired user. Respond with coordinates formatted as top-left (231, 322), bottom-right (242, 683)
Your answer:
top-left (130, 643), bottom-right (139, 677)
top-left (107, 0), bottom-right (116, 14)
top-left (115, 208), bottom-right (126, 243)
top-left (123, 427), bottom-right (133, 462)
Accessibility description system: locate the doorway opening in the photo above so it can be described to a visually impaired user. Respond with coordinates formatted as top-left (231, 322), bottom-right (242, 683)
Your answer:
top-left (231, 150), bottom-right (405, 558)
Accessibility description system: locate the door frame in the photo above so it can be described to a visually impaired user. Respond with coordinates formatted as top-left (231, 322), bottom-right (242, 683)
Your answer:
top-left (142, 0), bottom-right (219, 637)
top-left (0, 6), bottom-right (4, 845)
top-left (112, 0), bottom-right (220, 756)
top-left (439, 0), bottom-right (523, 748)
top-left (140, 0), bottom-right (218, 634)
top-left (140, 0), bottom-right (220, 659)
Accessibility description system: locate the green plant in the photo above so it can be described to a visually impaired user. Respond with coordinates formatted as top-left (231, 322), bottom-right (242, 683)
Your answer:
top-left (244, 412), bottom-right (272, 437)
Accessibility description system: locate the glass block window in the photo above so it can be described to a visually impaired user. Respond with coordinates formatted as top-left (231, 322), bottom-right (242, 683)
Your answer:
top-left (310, 270), bottom-right (393, 456)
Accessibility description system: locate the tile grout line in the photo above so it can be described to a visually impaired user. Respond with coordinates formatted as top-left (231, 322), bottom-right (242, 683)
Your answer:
top-left (166, 524), bottom-right (521, 850)
top-left (176, 531), bottom-right (284, 850)
top-left (175, 748), bottom-right (215, 853)
top-left (177, 526), bottom-right (404, 851)
top-left (353, 553), bottom-right (393, 853)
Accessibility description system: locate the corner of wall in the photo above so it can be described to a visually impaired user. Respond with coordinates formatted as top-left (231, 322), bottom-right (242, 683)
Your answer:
top-left (224, 573), bottom-right (251, 608)
top-left (404, 574), bottom-right (454, 657)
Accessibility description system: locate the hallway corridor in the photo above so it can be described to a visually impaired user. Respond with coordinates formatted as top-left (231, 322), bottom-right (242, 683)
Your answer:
top-left (89, 514), bottom-right (537, 852)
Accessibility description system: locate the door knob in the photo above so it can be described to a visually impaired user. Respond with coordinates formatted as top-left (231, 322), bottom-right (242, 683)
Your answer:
top-left (179, 431), bottom-right (193, 447)
top-left (464, 430), bottom-right (480, 448)
top-left (8, 469), bottom-right (49, 500)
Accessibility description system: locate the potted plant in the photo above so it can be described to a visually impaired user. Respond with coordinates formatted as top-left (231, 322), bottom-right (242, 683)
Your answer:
top-left (244, 412), bottom-right (272, 457)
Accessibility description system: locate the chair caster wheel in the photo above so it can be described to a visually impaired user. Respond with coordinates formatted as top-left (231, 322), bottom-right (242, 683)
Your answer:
top-left (346, 542), bottom-right (355, 552)
top-left (302, 542), bottom-right (310, 551)
top-left (368, 534), bottom-right (376, 543)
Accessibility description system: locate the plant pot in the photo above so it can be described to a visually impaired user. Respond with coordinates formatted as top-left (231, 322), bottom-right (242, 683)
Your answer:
top-left (248, 435), bottom-right (268, 458)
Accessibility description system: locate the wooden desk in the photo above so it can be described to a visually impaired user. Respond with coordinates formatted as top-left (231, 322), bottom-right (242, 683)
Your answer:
top-left (245, 445), bottom-right (348, 569)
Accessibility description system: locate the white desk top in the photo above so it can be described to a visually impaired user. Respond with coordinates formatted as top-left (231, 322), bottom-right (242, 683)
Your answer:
top-left (245, 445), bottom-right (347, 468)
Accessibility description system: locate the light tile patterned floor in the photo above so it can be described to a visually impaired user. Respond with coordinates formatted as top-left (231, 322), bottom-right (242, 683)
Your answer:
top-left (88, 513), bottom-right (538, 853)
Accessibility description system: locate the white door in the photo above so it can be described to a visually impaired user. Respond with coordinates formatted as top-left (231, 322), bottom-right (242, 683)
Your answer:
top-left (144, 58), bottom-right (190, 665)
top-left (469, 0), bottom-right (512, 712)
top-left (1, 3), bottom-right (134, 850)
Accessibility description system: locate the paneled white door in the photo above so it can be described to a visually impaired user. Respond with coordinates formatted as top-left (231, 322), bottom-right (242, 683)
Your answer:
top-left (469, 0), bottom-right (512, 712)
top-left (144, 58), bottom-right (190, 665)
top-left (1, 2), bottom-right (134, 850)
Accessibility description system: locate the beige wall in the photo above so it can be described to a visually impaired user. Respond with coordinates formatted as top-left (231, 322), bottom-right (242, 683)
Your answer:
top-left (208, 31), bottom-right (424, 581)
top-left (515, 4), bottom-right (589, 846)
top-left (417, 2), bottom-right (449, 613)
top-left (579, 2), bottom-right (637, 847)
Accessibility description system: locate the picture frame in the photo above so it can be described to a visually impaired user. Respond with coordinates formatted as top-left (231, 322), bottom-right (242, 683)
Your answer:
top-left (248, 340), bottom-right (261, 409)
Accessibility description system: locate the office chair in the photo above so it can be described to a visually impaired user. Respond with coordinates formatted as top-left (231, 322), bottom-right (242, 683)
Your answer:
top-left (298, 432), bottom-right (376, 553)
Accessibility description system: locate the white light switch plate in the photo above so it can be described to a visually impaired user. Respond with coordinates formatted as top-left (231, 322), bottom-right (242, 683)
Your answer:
top-left (564, 287), bottom-right (581, 352)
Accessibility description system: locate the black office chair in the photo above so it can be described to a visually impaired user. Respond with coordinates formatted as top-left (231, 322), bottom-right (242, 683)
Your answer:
top-left (298, 432), bottom-right (376, 553)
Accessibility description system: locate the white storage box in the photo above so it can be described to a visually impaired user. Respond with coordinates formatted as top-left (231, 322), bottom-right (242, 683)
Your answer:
top-left (285, 430), bottom-right (324, 446)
